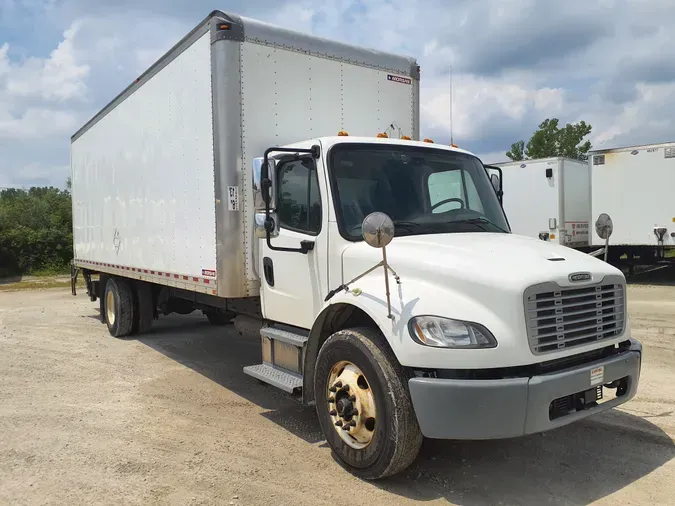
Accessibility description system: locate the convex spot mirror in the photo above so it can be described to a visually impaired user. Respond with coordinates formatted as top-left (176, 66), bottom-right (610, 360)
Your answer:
top-left (362, 212), bottom-right (395, 248)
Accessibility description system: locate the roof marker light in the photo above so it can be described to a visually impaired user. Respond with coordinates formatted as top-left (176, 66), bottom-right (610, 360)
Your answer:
top-left (401, 135), bottom-right (412, 140)
top-left (377, 132), bottom-right (388, 138)
top-left (423, 138), bottom-right (434, 143)
top-left (338, 130), bottom-right (349, 136)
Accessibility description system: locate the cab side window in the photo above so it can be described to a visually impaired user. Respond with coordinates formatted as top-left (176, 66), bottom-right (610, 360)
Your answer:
top-left (276, 158), bottom-right (322, 234)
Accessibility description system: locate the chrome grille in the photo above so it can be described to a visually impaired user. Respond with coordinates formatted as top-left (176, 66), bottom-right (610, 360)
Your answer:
top-left (524, 275), bottom-right (626, 355)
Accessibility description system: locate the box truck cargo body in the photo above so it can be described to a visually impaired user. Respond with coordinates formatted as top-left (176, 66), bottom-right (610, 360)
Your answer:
top-left (590, 142), bottom-right (675, 263)
top-left (70, 10), bottom-right (641, 480)
top-left (492, 158), bottom-right (590, 247)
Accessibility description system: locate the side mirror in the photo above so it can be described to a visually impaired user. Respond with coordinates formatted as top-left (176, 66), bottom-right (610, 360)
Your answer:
top-left (490, 173), bottom-right (500, 194)
top-left (252, 157), bottom-right (276, 210)
top-left (255, 211), bottom-right (279, 238)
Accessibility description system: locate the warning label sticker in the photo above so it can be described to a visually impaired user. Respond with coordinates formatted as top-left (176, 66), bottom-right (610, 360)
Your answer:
top-left (227, 186), bottom-right (239, 211)
top-left (387, 74), bottom-right (412, 85)
top-left (565, 221), bottom-right (589, 243)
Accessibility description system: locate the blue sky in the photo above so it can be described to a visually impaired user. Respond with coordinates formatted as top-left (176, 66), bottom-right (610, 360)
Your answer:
top-left (1, 0), bottom-right (674, 187)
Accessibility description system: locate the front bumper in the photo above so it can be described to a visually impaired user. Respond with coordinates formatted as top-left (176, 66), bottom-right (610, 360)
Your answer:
top-left (408, 339), bottom-right (642, 440)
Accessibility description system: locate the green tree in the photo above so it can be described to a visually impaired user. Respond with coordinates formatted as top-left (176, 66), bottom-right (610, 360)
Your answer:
top-left (0, 181), bottom-right (73, 276)
top-left (506, 118), bottom-right (593, 161)
top-left (505, 140), bottom-right (525, 161)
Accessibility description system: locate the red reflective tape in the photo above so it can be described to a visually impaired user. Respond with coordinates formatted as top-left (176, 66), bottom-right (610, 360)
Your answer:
top-left (157, 272), bottom-right (162, 276)
top-left (204, 279), bottom-right (210, 284)
top-left (165, 273), bottom-right (170, 277)
top-left (174, 274), bottom-right (179, 279)
top-left (151, 271), bottom-right (155, 275)
top-left (183, 275), bottom-right (188, 280)
top-left (144, 270), bottom-right (149, 274)
top-left (132, 268), bottom-right (136, 272)
top-left (193, 277), bottom-right (199, 282)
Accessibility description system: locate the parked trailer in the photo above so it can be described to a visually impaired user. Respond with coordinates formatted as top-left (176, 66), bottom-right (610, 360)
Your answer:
top-left (70, 10), bottom-right (641, 480)
top-left (490, 158), bottom-right (590, 247)
top-left (590, 142), bottom-right (675, 266)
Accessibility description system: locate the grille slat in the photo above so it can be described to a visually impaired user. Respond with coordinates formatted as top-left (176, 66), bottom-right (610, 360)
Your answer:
top-left (524, 275), bottom-right (626, 355)
top-left (528, 303), bottom-right (625, 320)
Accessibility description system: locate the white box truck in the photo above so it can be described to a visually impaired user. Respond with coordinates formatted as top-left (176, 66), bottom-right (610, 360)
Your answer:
top-left (490, 158), bottom-right (591, 247)
top-left (70, 10), bottom-right (642, 479)
top-left (590, 142), bottom-right (675, 265)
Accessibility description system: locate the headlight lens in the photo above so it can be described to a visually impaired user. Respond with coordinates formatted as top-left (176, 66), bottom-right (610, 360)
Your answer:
top-left (408, 316), bottom-right (497, 349)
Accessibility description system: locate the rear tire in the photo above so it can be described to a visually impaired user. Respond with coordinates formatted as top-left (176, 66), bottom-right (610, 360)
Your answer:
top-left (132, 282), bottom-right (154, 334)
top-left (314, 327), bottom-right (423, 480)
top-left (104, 277), bottom-right (134, 338)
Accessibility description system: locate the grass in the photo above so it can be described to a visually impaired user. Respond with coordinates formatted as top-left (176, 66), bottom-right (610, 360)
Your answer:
top-left (0, 275), bottom-right (85, 292)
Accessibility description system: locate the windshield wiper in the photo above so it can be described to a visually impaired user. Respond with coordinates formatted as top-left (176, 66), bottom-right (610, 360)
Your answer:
top-left (453, 217), bottom-right (508, 233)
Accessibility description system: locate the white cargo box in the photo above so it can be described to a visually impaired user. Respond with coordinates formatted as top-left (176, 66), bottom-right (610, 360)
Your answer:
top-left (590, 142), bottom-right (675, 247)
top-left (492, 157), bottom-right (590, 247)
top-left (70, 10), bottom-right (420, 298)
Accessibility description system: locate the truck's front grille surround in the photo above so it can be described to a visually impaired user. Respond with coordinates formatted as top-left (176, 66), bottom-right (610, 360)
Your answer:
top-left (524, 275), bottom-right (626, 355)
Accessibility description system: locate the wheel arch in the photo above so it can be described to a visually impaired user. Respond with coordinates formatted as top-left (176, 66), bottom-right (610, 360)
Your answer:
top-left (303, 301), bottom-right (397, 405)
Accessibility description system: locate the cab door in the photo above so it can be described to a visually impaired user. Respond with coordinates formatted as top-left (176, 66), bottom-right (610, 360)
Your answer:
top-left (259, 153), bottom-right (329, 329)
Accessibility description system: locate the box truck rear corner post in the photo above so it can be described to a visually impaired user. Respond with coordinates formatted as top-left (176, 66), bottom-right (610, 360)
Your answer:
top-left (70, 11), bottom-right (642, 480)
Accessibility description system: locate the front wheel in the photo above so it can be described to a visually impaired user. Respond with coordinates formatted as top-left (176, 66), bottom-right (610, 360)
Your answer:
top-left (314, 327), bottom-right (423, 480)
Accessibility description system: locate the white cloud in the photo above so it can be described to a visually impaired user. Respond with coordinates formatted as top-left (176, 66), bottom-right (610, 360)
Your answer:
top-left (0, 107), bottom-right (77, 139)
top-left (1, 21), bottom-right (89, 102)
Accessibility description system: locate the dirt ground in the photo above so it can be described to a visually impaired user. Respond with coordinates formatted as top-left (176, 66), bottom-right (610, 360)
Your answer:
top-left (1, 274), bottom-right (674, 506)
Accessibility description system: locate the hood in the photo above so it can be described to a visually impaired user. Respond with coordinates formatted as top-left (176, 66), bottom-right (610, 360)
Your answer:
top-left (342, 232), bottom-right (622, 293)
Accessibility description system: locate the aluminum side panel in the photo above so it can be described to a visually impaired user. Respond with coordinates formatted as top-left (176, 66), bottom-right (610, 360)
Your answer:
top-left (71, 32), bottom-right (217, 279)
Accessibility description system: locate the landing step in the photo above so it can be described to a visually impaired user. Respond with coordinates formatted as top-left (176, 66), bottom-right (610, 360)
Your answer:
top-left (261, 326), bottom-right (309, 347)
top-left (243, 363), bottom-right (303, 393)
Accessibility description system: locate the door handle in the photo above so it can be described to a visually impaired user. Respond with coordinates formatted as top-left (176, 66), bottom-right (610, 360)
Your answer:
top-left (300, 240), bottom-right (315, 253)
top-left (263, 257), bottom-right (274, 286)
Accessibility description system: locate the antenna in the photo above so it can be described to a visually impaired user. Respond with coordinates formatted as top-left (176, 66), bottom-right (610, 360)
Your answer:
top-left (450, 66), bottom-right (454, 145)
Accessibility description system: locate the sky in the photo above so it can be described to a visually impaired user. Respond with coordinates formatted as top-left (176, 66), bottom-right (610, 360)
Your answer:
top-left (1, 0), bottom-right (674, 188)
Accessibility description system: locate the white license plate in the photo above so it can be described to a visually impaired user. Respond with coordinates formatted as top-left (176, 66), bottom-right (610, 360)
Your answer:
top-left (590, 366), bottom-right (604, 386)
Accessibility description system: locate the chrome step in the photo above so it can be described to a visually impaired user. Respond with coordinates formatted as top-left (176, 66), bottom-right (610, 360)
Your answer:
top-left (260, 326), bottom-right (309, 347)
top-left (243, 364), bottom-right (303, 393)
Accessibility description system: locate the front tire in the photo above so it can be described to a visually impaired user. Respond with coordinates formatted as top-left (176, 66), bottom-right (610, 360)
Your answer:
top-left (314, 327), bottom-right (423, 480)
top-left (104, 277), bottom-right (134, 338)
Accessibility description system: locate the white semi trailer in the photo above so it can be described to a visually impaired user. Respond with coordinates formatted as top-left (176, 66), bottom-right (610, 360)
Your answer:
top-left (490, 157), bottom-right (591, 247)
top-left (590, 142), bottom-right (675, 266)
top-left (70, 11), bottom-right (642, 479)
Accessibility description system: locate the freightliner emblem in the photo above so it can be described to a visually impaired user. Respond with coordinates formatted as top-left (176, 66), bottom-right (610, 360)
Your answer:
top-left (569, 272), bottom-right (592, 282)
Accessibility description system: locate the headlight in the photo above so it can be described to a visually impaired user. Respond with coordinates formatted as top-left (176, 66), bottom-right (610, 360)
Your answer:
top-left (408, 316), bottom-right (497, 349)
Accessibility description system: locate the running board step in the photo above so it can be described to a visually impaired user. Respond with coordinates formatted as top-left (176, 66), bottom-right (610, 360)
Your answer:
top-left (243, 364), bottom-right (303, 393)
top-left (260, 326), bottom-right (309, 347)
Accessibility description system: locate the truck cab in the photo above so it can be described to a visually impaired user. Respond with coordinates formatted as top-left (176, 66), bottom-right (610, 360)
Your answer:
top-left (246, 135), bottom-right (641, 478)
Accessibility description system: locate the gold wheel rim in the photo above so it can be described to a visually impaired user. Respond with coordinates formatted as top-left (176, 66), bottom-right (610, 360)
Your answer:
top-left (106, 290), bottom-right (115, 326)
top-left (326, 360), bottom-right (377, 449)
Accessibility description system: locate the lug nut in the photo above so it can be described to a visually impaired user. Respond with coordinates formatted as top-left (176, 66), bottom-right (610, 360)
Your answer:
top-left (329, 410), bottom-right (337, 416)
top-left (341, 425), bottom-right (350, 431)
top-left (334, 381), bottom-right (343, 388)
top-left (343, 384), bottom-right (350, 392)
top-left (349, 420), bottom-right (356, 427)
top-left (350, 395), bottom-right (357, 402)
top-left (327, 396), bottom-right (335, 403)
top-left (352, 409), bottom-right (358, 416)
top-left (335, 420), bottom-right (343, 427)
top-left (329, 386), bottom-right (337, 393)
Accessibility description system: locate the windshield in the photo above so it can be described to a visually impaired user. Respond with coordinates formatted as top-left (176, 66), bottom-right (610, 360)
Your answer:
top-left (328, 144), bottom-right (510, 240)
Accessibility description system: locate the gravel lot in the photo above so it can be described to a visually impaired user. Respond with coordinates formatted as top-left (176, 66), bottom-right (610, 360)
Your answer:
top-left (1, 274), bottom-right (674, 505)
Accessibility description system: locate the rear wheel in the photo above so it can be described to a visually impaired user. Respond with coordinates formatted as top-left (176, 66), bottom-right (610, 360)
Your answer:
top-left (132, 282), bottom-right (154, 334)
top-left (314, 327), bottom-right (423, 480)
top-left (104, 277), bottom-right (134, 338)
